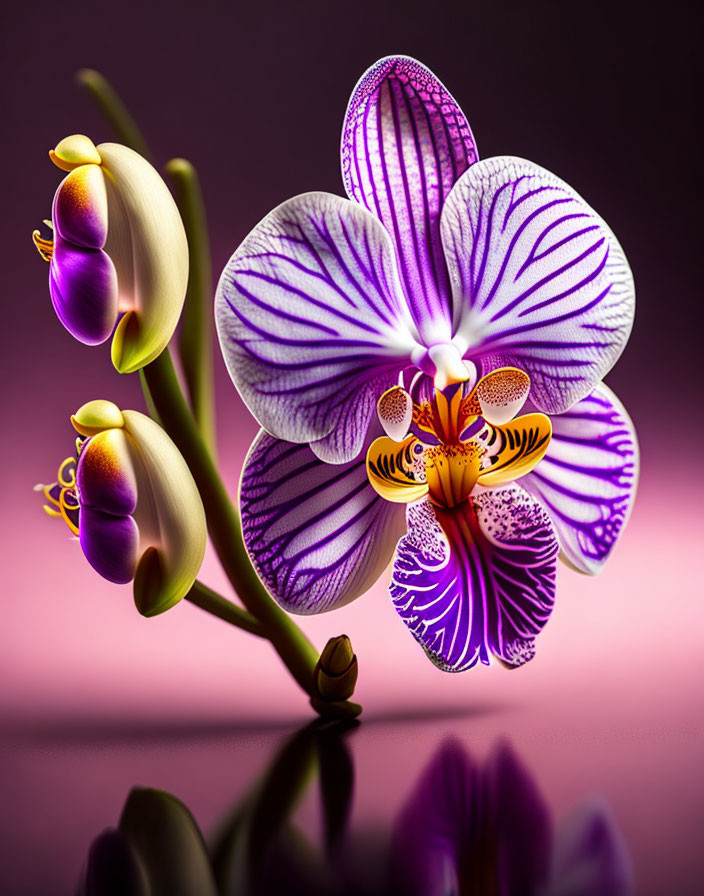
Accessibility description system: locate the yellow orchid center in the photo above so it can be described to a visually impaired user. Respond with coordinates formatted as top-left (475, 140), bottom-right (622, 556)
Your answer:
top-left (367, 368), bottom-right (552, 510)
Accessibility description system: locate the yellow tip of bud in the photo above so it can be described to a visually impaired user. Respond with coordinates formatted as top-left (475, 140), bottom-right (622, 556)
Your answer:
top-left (50, 135), bottom-right (102, 172)
top-left (71, 400), bottom-right (125, 436)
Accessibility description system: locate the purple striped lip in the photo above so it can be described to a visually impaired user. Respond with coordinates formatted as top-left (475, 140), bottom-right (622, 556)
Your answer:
top-left (390, 489), bottom-right (558, 671)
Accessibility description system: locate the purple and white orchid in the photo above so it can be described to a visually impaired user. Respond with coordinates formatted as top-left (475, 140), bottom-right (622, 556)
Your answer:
top-left (215, 56), bottom-right (638, 672)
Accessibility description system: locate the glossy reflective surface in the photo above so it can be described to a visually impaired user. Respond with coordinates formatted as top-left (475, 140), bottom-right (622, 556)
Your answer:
top-left (2, 696), bottom-right (701, 895)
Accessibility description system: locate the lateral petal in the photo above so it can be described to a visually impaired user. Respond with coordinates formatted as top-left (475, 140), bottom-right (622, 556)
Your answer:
top-left (520, 383), bottom-right (638, 574)
top-left (240, 430), bottom-right (406, 614)
top-left (216, 191), bottom-right (418, 462)
top-left (442, 157), bottom-right (635, 414)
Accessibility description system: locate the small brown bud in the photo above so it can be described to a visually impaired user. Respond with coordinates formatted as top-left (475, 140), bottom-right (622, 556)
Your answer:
top-left (314, 635), bottom-right (358, 702)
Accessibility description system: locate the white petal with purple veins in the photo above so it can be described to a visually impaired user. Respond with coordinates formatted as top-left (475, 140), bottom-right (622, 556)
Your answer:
top-left (520, 383), bottom-right (638, 575)
top-left (442, 157), bottom-right (635, 414)
top-left (240, 430), bottom-right (406, 614)
top-left (216, 192), bottom-right (420, 462)
top-left (342, 56), bottom-right (479, 344)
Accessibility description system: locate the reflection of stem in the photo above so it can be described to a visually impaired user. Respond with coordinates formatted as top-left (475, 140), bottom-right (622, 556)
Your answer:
top-left (211, 719), bottom-right (356, 889)
top-left (164, 159), bottom-right (217, 459)
top-left (143, 349), bottom-right (321, 697)
top-left (75, 69), bottom-right (150, 159)
top-left (186, 580), bottom-right (264, 636)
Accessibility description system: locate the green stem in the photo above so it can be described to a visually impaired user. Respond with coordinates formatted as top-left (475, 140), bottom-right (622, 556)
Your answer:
top-left (75, 69), bottom-right (150, 158)
top-left (163, 159), bottom-right (217, 459)
top-left (142, 349), bottom-right (320, 696)
top-left (186, 580), bottom-right (264, 636)
top-left (138, 368), bottom-right (162, 425)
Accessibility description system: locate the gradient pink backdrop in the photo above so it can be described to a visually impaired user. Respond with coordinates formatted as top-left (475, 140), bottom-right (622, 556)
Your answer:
top-left (1, 1), bottom-right (702, 892)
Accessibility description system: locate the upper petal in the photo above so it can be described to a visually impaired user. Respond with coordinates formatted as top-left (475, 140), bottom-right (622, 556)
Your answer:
top-left (520, 383), bottom-right (639, 574)
top-left (390, 487), bottom-right (558, 671)
top-left (442, 157), bottom-right (635, 413)
top-left (215, 191), bottom-right (419, 462)
top-left (240, 429), bottom-right (406, 614)
top-left (342, 56), bottom-right (479, 344)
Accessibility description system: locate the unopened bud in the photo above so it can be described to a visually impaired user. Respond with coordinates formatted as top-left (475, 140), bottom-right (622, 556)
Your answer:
top-left (314, 635), bottom-right (358, 702)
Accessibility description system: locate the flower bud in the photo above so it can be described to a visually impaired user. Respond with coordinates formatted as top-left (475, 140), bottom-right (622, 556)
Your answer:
top-left (313, 635), bottom-right (358, 702)
top-left (34, 136), bottom-right (188, 372)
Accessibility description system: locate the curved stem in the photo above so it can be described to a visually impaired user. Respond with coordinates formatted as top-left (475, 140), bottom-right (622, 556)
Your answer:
top-left (186, 580), bottom-right (264, 636)
top-left (164, 158), bottom-right (217, 459)
top-left (143, 349), bottom-right (320, 696)
top-left (75, 69), bottom-right (150, 159)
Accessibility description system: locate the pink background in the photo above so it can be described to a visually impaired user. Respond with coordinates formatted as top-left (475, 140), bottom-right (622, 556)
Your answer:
top-left (1, 1), bottom-right (702, 892)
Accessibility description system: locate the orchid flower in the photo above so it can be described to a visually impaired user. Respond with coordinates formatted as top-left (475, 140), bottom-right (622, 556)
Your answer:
top-left (37, 400), bottom-right (206, 616)
top-left (216, 56), bottom-right (638, 671)
top-left (33, 134), bottom-right (188, 373)
top-left (392, 739), bottom-right (634, 896)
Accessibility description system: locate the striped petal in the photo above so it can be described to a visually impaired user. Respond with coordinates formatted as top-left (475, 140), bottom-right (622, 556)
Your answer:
top-left (477, 413), bottom-right (552, 487)
top-left (520, 383), bottom-right (638, 575)
top-left (342, 56), bottom-right (478, 344)
top-left (442, 157), bottom-right (635, 414)
top-left (390, 487), bottom-right (558, 671)
top-left (240, 429), bottom-right (406, 614)
top-left (216, 191), bottom-right (419, 462)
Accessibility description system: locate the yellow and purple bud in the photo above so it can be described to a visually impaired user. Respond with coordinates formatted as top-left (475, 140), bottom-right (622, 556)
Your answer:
top-left (40, 400), bottom-right (206, 616)
top-left (33, 135), bottom-right (188, 373)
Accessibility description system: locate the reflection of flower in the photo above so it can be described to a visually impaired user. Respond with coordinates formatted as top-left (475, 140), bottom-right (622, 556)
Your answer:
top-left (392, 739), bottom-right (633, 896)
top-left (76, 726), bottom-right (633, 896)
top-left (217, 55), bottom-right (638, 672)
top-left (33, 134), bottom-right (188, 373)
top-left (37, 399), bottom-right (206, 616)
